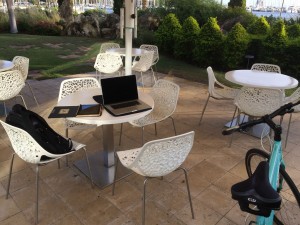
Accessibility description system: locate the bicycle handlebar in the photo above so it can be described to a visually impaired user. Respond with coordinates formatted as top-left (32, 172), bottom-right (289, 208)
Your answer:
top-left (222, 99), bottom-right (300, 136)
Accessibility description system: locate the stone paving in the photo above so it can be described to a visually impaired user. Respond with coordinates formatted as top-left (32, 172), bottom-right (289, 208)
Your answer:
top-left (0, 72), bottom-right (300, 225)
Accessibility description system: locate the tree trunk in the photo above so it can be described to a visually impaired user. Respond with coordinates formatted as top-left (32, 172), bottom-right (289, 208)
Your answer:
top-left (58, 0), bottom-right (74, 24)
top-left (6, 0), bottom-right (18, 33)
top-left (142, 0), bottom-right (146, 9)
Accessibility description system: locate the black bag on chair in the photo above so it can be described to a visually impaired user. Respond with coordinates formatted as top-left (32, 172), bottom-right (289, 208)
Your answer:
top-left (6, 104), bottom-right (73, 155)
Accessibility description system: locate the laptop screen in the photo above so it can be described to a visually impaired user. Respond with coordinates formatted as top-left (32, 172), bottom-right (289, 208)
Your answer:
top-left (101, 75), bottom-right (138, 105)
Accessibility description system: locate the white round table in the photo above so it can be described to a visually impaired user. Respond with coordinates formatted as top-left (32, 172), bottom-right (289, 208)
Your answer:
top-left (57, 88), bottom-right (153, 188)
top-left (0, 60), bottom-right (14, 72)
top-left (106, 48), bottom-right (148, 56)
top-left (225, 70), bottom-right (298, 89)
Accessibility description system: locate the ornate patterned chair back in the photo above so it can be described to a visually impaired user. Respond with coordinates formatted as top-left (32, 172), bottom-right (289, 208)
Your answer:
top-left (150, 79), bottom-right (180, 119)
top-left (132, 51), bottom-right (154, 72)
top-left (0, 70), bottom-right (25, 101)
top-left (140, 44), bottom-right (159, 65)
top-left (118, 131), bottom-right (194, 177)
top-left (99, 43), bottom-right (120, 53)
top-left (94, 53), bottom-right (123, 74)
top-left (58, 77), bottom-right (100, 101)
top-left (12, 56), bottom-right (29, 81)
top-left (251, 63), bottom-right (281, 73)
top-left (234, 87), bottom-right (284, 117)
top-left (0, 120), bottom-right (62, 164)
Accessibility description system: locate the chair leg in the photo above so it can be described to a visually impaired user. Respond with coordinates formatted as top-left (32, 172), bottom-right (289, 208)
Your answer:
top-left (170, 116), bottom-right (177, 135)
top-left (6, 153), bottom-right (15, 199)
top-left (229, 110), bottom-right (241, 148)
top-left (178, 167), bottom-right (195, 219)
top-left (35, 165), bottom-right (39, 225)
top-left (112, 152), bottom-right (119, 196)
top-left (26, 81), bottom-right (39, 107)
top-left (3, 101), bottom-right (7, 116)
top-left (285, 113), bottom-right (293, 148)
top-left (154, 123), bottom-right (157, 135)
top-left (65, 128), bottom-right (69, 167)
top-left (141, 127), bottom-right (145, 145)
top-left (142, 178), bottom-right (149, 225)
top-left (151, 67), bottom-right (156, 84)
top-left (83, 147), bottom-right (94, 188)
top-left (229, 106), bottom-right (238, 128)
top-left (199, 94), bottom-right (210, 125)
top-left (141, 72), bottom-right (145, 91)
top-left (119, 123), bottom-right (123, 145)
top-left (17, 95), bottom-right (28, 109)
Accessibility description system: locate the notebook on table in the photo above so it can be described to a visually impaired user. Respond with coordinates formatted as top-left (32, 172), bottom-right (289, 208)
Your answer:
top-left (100, 75), bottom-right (152, 117)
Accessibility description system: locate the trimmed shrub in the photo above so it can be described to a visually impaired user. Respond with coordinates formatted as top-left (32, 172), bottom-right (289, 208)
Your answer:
top-left (287, 24), bottom-right (300, 39)
top-left (31, 21), bottom-right (62, 35)
top-left (280, 39), bottom-right (300, 79)
top-left (228, 0), bottom-right (246, 8)
top-left (15, 8), bottom-right (60, 34)
top-left (154, 13), bottom-right (181, 55)
top-left (224, 23), bottom-right (249, 69)
top-left (262, 19), bottom-right (287, 65)
top-left (247, 17), bottom-right (270, 35)
top-left (174, 16), bottom-right (200, 60)
top-left (193, 17), bottom-right (224, 68)
top-left (0, 12), bottom-right (9, 32)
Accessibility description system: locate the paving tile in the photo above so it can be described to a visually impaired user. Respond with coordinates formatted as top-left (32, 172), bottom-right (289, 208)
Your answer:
top-left (0, 73), bottom-right (299, 225)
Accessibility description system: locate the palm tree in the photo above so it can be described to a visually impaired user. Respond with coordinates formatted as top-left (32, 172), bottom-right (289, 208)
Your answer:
top-left (6, 0), bottom-right (18, 33)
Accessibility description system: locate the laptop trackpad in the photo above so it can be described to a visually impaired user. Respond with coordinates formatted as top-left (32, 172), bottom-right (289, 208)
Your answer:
top-left (111, 101), bottom-right (140, 109)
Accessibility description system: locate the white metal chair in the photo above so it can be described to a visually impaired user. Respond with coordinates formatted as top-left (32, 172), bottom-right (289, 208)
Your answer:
top-left (139, 44), bottom-right (159, 73)
top-left (132, 51), bottom-right (156, 89)
top-left (12, 56), bottom-right (39, 106)
top-left (58, 77), bottom-right (100, 139)
top-left (1, 120), bottom-right (93, 224)
top-left (199, 66), bottom-right (240, 125)
top-left (283, 87), bottom-right (300, 148)
top-left (230, 87), bottom-right (284, 146)
top-left (234, 87), bottom-right (284, 117)
top-left (94, 53), bottom-right (123, 81)
top-left (113, 131), bottom-right (195, 225)
top-left (251, 63), bottom-right (281, 73)
top-left (99, 42), bottom-right (120, 53)
top-left (119, 79), bottom-right (180, 145)
top-left (0, 70), bottom-right (27, 115)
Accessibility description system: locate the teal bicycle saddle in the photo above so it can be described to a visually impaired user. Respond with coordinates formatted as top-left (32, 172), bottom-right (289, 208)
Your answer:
top-left (231, 161), bottom-right (282, 217)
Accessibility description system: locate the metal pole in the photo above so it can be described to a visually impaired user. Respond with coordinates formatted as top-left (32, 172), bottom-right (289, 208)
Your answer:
top-left (124, 0), bottom-right (135, 75)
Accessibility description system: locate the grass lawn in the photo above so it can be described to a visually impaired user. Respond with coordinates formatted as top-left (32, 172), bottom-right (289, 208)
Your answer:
top-left (0, 33), bottom-right (236, 87)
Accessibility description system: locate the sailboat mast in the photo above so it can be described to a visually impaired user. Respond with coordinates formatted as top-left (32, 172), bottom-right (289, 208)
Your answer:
top-left (280, 0), bottom-right (284, 18)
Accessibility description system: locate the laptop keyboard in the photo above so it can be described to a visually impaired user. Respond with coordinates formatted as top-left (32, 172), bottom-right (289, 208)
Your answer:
top-left (111, 101), bottom-right (140, 109)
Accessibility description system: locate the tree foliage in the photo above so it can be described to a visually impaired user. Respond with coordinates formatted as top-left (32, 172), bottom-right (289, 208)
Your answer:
top-left (154, 13), bottom-right (182, 55)
top-left (224, 23), bottom-right (249, 69)
top-left (228, 0), bottom-right (246, 8)
top-left (193, 17), bottom-right (224, 68)
top-left (174, 16), bottom-right (200, 60)
top-left (265, 19), bottom-right (287, 46)
top-left (286, 24), bottom-right (300, 39)
top-left (113, 0), bottom-right (123, 15)
top-left (247, 17), bottom-right (270, 35)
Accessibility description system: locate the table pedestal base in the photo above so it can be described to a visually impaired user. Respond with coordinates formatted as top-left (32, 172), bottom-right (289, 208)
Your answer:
top-left (225, 114), bottom-right (270, 138)
top-left (74, 151), bottom-right (132, 189)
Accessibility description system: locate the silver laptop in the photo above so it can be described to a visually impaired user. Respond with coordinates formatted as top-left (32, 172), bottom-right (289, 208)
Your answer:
top-left (100, 75), bottom-right (152, 116)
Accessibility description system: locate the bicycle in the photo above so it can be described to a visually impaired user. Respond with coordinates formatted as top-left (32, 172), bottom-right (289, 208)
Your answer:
top-left (222, 100), bottom-right (300, 225)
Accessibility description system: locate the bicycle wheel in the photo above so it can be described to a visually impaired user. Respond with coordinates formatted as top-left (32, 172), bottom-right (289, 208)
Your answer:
top-left (245, 148), bottom-right (300, 225)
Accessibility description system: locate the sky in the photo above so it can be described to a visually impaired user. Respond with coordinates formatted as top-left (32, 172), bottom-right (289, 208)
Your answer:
top-left (221, 0), bottom-right (297, 7)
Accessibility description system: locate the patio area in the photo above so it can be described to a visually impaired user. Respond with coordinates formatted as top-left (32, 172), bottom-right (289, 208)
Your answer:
top-left (0, 73), bottom-right (300, 225)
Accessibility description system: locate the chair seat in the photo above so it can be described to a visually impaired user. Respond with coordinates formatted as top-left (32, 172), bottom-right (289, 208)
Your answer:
top-left (130, 109), bottom-right (170, 127)
top-left (65, 119), bottom-right (96, 130)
